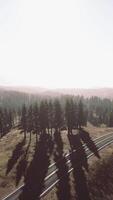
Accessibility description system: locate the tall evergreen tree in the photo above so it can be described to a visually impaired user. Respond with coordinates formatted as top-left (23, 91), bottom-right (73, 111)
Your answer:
top-left (7, 109), bottom-right (13, 130)
top-left (33, 103), bottom-right (40, 141)
top-left (39, 101), bottom-right (48, 133)
top-left (21, 104), bottom-right (27, 139)
top-left (27, 105), bottom-right (33, 140)
top-left (65, 99), bottom-right (73, 134)
top-left (48, 100), bottom-right (54, 135)
top-left (3, 108), bottom-right (9, 134)
top-left (54, 99), bottom-right (63, 131)
top-left (78, 100), bottom-right (85, 128)
top-left (65, 98), bottom-right (78, 133)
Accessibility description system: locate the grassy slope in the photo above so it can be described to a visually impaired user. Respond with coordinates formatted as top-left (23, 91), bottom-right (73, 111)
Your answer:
top-left (0, 129), bottom-right (36, 198)
top-left (44, 147), bottom-right (113, 200)
top-left (0, 125), bottom-right (113, 199)
top-left (88, 146), bottom-right (113, 200)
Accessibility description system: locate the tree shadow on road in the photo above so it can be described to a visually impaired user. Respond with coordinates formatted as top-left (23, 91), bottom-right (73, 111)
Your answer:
top-left (68, 133), bottom-right (91, 200)
top-left (79, 128), bottom-right (100, 159)
top-left (54, 131), bottom-right (71, 200)
top-left (15, 137), bottom-right (31, 186)
top-left (19, 132), bottom-right (54, 200)
top-left (6, 138), bottom-right (26, 175)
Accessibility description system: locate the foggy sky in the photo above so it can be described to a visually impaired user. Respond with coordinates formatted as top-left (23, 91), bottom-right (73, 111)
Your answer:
top-left (0, 0), bottom-right (113, 89)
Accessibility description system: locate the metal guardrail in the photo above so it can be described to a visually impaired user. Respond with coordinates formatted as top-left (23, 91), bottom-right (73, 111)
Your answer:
top-left (2, 132), bottom-right (113, 200)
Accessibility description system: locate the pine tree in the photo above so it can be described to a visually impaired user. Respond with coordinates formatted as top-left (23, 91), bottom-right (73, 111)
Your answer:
top-left (109, 110), bottom-right (113, 127)
top-left (65, 98), bottom-right (78, 133)
top-left (27, 105), bottom-right (33, 140)
top-left (7, 109), bottom-right (13, 130)
top-left (65, 99), bottom-right (72, 134)
top-left (21, 104), bottom-right (27, 139)
top-left (78, 100), bottom-right (85, 128)
top-left (33, 103), bottom-right (40, 141)
top-left (53, 99), bottom-right (63, 131)
top-left (39, 101), bottom-right (48, 133)
top-left (3, 108), bottom-right (8, 134)
top-left (44, 100), bottom-right (49, 133)
top-left (48, 100), bottom-right (54, 136)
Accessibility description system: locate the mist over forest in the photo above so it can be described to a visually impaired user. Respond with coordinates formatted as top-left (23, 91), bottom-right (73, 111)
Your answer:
top-left (1, 85), bottom-right (113, 139)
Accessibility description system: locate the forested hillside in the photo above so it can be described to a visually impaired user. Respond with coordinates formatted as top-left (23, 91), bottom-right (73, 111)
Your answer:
top-left (0, 89), bottom-right (113, 139)
top-left (0, 89), bottom-right (113, 200)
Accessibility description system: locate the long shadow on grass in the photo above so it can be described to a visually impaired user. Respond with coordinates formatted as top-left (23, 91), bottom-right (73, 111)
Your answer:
top-left (15, 137), bottom-right (31, 186)
top-left (6, 138), bottom-right (26, 175)
top-left (68, 133), bottom-right (91, 200)
top-left (54, 131), bottom-right (71, 200)
top-left (19, 132), bottom-right (54, 200)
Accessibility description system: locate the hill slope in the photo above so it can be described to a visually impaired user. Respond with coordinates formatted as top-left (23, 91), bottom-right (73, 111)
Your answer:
top-left (1, 86), bottom-right (113, 99)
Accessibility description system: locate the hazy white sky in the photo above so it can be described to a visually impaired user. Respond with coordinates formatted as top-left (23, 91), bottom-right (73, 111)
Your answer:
top-left (0, 0), bottom-right (113, 89)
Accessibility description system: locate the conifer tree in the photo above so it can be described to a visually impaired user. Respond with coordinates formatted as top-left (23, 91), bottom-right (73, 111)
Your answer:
top-left (39, 101), bottom-right (48, 133)
top-left (109, 110), bottom-right (113, 127)
top-left (65, 98), bottom-right (78, 133)
top-left (54, 99), bottom-right (63, 131)
top-left (78, 100), bottom-right (85, 128)
top-left (48, 100), bottom-right (54, 135)
top-left (65, 99), bottom-right (72, 134)
top-left (21, 104), bottom-right (27, 139)
top-left (27, 105), bottom-right (33, 140)
top-left (33, 103), bottom-right (40, 141)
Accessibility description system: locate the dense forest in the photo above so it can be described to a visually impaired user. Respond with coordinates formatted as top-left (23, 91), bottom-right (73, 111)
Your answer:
top-left (0, 90), bottom-right (113, 138)
top-left (0, 90), bottom-right (113, 200)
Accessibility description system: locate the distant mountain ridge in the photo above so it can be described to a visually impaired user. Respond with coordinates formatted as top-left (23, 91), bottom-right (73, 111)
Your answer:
top-left (0, 86), bottom-right (47, 94)
top-left (54, 88), bottom-right (113, 99)
top-left (0, 86), bottom-right (113, 99)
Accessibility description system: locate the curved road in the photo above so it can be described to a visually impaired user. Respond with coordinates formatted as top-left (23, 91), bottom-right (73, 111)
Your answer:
top-left (3, 132), bottom-right (113, 200)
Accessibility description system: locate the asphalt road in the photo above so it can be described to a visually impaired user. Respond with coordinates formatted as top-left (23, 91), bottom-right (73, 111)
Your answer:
top-left (3, 132), bottom-right (113, 200)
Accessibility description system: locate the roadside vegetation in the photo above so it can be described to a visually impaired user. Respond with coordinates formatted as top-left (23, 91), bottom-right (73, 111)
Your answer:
top-left (44, 145), bottom-right (113, 200)
top-left (0, 94), bottom-right (113, 199)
